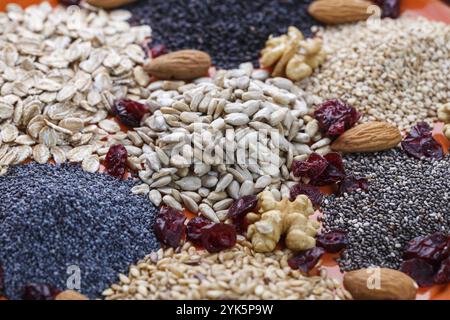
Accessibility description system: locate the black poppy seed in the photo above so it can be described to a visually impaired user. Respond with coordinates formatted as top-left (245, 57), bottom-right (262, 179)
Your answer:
top-left (321, 149), bottom-right (450, 271)
top-left (125, 0), bottom-right (321, 69)
top-left (0, 163), bottom-right (159, 300)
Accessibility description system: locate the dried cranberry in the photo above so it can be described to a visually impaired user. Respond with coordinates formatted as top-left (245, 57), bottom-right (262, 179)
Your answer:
top-left (434, 257), bottom-right (450, 285)
top-left (400, 258), bottom-right (435, 287)
top-left (104, 144), bottom-right (128, 178)
top-left (403, 233), bottom-right (450, 266)
top-left (373, 0), bottom-right (401, 18)
top-left (154, 207), bottom-right (186, 248)
top-left (289, 183), bottom-right (323, 206)
top-left (232, 215), bottom-right (250, 234)
top-left (228, 195), bottom-right (258, 219)
top-left (401, 122), bottom-right (443, 160)
top-left (337, 175), bottom-right (369, 196)
top-left (292, 152), bottom-right (346, 186)
top-left (288, 247), bottom-right (325, 273)
top-left (58, 0), bottom-right (80, 6)
top-left (201, 223), bottom-right (237, 253)
top-left (314, 99), bottom-right (361, 137)
top-left (149, 44), bottom-right (167, 58)
top-left (316, 231), bottom-right (348, 253)
top-left (186, 216), bottom-right (213, 244)
top-left (22, 283), bottom-right (60, 300)
top-left (112, 99), bottom-right (149, 128)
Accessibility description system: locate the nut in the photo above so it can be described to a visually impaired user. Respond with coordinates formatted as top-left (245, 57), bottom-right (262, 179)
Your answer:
top-left (344, 268), bottom-right (418, 300)
top-left (55, 290), bottom-right (89, 300)
top-left (308, 0), bottom-right (373, 25)
top-left (86, 0), bottom-right (136, 9)
top-left (437, 103), bottom-right (450, 123)
top-left (144, 50), bottom-right (211, 80)
top-left (331, 122), bottom-right (402, 153)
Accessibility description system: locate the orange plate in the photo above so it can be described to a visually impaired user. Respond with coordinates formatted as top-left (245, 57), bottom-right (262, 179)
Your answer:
top-left (1, 0), bottom-right (450, 300)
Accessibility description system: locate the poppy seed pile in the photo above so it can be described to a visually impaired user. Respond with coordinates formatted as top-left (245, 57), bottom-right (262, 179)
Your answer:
top-left (0, 163), bottom-right (159, 299)
top-left (126, 0), bottom-right (320, 68)
top-left (321, 149), bottom-right (450, 271)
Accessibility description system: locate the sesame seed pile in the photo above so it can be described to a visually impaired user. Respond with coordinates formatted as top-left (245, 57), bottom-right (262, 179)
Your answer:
top-left (301, 17), bottom-right (450, 131)
top-left (0, 163), bottom-right (159, 299)
top-left (321, 149), bottom-right (450, 271)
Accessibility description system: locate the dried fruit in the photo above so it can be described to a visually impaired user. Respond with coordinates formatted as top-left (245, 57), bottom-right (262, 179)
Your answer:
top-left (55, 290), bottom-right (89, 300)
top-left (228, 195), bottom-right (258, 219)
top-left (316, 230), bottom-right (348, 253)
top-left (289, 183), bottom-right (323, 206)
top-left (344, 268), bottom-right (418, 300)
top-left (22, 283), bottom-right (61, 300)
top-left (144, 50), bottom-right (211, 80)
top-left (154, 207), bottom-right (186, 248)
top-left (186, 216), bottom-right (213, 245)
top-left (314, 99), bottom-right (361, 137)
top-left (288, 247), bottom-right (325, 273)
top-left (401, 122), bottom-right (444, 160)
top-left (308, 0), bottom-right (373, 25)
top-left (400, 258), bottom-right (435, 287)
top-left (104, 144), bottom-right (128, 178)
top-left (149, 44), bottom-right (167, 58)
top-left (331, 122), bottom-right (402, 153)
top-left (337, 175), bottom-right (369, 196)
top-left (403, 233), bottom-right (450, 266)
top-left (86, 0), bottom-right (136, 9)
top-left (434, 257), bottom-right (450, 285)
top-left (292, 152), bottom-right (346, 186)
top-left (374, 0), bottom-right (401, 19)
top-left (112, 99), bottom-right (149, 128)
top-left (201, 223), bottom-right (237, 253)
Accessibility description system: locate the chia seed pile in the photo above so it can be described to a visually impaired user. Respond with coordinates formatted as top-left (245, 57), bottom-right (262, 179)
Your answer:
top-left (126, 0), bottom-right (320, 68)
top-left (321, 149), bottom-right (450, 271)
top-left (0, 163), bottom-right (159, 299)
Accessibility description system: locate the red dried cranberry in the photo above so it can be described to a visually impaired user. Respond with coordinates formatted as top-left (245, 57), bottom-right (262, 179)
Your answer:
top-left (58, 0), bottom-right (80, 6)
top-left (149, 44), bottom-right (167, 58)
top-left (154, 207), bottom-right (186, 248)
top-left (316, 231), bottom-right (348, 253)
top-left (289, 183), bottom-right (323, 206)
top-left (400, 258), bottom-right (435, 287)
top-left (292, 152), bottom-right (346, 186)
top-left (228, 195), bottom-right (258, 219)
top-left (434, 257), bottom-right (450, 285)
top-left (232, 215), bottom-right (250, 235)
top-left (401, 122), bottom-right (443, 160)
top-left (104, 144), bottom-right (128, 178)
top-left (288, 247), bottom-right (325, 273)
top-left (337, 175), bottom-right (369, 196)
top-left (373, 0), bottom-right (401, 18)
top-left (186, 216), bottom-right (213, 244)
top-left (314, 99), bottom-right (361, 137)
top-left (22, 283), bottom-right (60, 300)
top-left (201, 223), bottom-right (237, 253)
top-left (112, 99), bottom-right (149, 128)
top-left (403, 233), bottom-right (450, 266)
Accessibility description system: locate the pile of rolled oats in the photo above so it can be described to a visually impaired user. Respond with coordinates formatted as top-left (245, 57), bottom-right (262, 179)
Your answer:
top-left (0, 2), bottom-right (151, 175)
top-left (103, 240), bottom-right (351, 300)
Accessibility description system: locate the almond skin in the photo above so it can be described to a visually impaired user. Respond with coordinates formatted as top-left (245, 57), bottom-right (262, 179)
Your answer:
top-left (144, 50), bottom-right (211, 80)
top-left (344, 268), bottom-right (418, 300)
top-left (308, 0), bottom-right (373, 25)
top-left (331, 122), bottom-right (402, 153)
top-left (55, 290), bottom-right (89, 300)
top-left (86, 0), bottom-right (136, 9)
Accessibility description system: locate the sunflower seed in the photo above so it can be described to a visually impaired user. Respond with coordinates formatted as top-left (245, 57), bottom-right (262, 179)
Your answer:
top-left (215, 173), bottom-right (233, 192)
top-left (199, 204), bottom-right (220, 223)
top-left (175, 176), bottom-right (202, 191)
top-left (149, 189), bottom-right (162, 207)
top-left (131, 183), bottom-right (150, 195)
top-left (162, 195), bottom-right (183, 211)
top-left (181, 194), bottom-right (199, 213)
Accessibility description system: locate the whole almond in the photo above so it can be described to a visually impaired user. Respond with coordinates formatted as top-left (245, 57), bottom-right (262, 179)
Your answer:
top-left (55, 290), bottom-right (89, 300)
top-left (308, 0), bottom-right (373, 25)
top-left (144, 50), bottom-right (211, 80)
top-left (331, 122), bottom-right (402, 153)
top-left (86, 0), bottom-right (136, 9)
top-left (344, 268), bottom-right (418, 300)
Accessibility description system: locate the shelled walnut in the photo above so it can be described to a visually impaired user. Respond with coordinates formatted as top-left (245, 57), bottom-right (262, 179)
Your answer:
top-left (437, 103), bottom-right (450, 123)
top-left (247, 191), bottom-right (319, 253)
top-left (260, 26), bottom-right (326, 81)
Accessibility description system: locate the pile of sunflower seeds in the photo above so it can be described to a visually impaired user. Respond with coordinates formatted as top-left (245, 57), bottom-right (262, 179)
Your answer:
top-left (321, 149), bottom-right (450, 271)
top-left (0, 3), bottom-right (151, 175)
top-left (300, 17), bottom-right (450, 131)
top-left (103, 240), bottom-right (351, 300)
top-left (132, 64), bottom-right (330, 222)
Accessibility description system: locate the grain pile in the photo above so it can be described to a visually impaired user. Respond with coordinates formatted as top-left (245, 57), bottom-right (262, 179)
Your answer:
top-left (103, 240), bottom-right (351, 300)
top-left (301, 17), bottom-right (450, 130)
